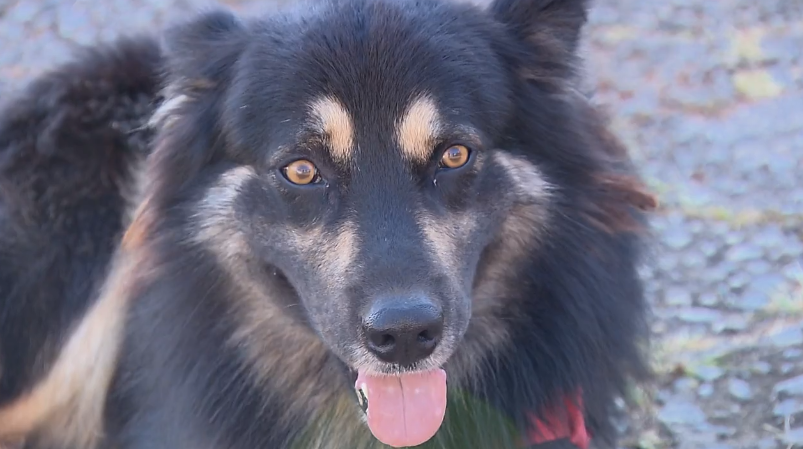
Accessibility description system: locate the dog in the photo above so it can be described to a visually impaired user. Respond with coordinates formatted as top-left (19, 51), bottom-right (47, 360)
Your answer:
top-left (0, 0), bottom-right (657, 447)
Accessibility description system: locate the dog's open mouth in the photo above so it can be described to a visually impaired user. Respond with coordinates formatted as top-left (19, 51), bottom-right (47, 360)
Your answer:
top-left (354, 368), bottom-right (447, 447)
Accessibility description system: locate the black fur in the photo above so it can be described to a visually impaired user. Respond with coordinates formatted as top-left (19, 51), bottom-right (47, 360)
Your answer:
top-left (0, 0), bottom-right (654, 448)
top-left (0, 38), bottom-right (161, 405)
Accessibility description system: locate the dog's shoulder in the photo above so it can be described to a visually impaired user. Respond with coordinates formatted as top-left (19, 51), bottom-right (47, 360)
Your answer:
top-left (0, 35), bottom-right (163, 446)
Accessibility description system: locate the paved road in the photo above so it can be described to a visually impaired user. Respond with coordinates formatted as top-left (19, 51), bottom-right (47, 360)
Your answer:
top-left (1, 0), bottom-right (801, 447)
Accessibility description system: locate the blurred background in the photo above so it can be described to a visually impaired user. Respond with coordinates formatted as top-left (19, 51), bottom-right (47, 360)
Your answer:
top-left (0, 0), bottom-right (801, 447)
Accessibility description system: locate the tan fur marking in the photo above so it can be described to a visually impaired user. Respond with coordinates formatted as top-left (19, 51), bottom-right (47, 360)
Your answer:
top-left (411, 209), bottom-right (483, 373)
top-left (309, 96), bottom-right (355, 162)
top-left (121, 200), bottom-right (152, 250)
top-left (190, 167), bottom-right (362, 428)
top-left (118, 154), bottom-right (150, 230)
top-left (416, 211), bottom-right (476, 279)
top-left (484, 152), bottom-right (554, 261)
top-left (286, 220), bottom-right (360, 285)
top-left (447, 152), bottom-right (554, 386)
top-left (492, 151), bottom-right (554, 203)
top-left (396, 95), bottom-right (442, 162)
top-left (588, 172), bottom-right (658, 233)
top-left (148, 92), bottom-right (190, 130)
top-left (192, 166), bottom-right (257, 261)
top-left (0, 250), bottom-right (140, 448)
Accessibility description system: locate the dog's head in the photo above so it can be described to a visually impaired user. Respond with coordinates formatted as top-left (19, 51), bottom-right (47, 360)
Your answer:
top-left (134, 0), bottom-right (654, 446)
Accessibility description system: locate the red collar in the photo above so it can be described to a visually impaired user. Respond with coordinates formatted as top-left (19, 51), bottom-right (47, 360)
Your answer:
top-left (525, 391), bottom-right (591, 449)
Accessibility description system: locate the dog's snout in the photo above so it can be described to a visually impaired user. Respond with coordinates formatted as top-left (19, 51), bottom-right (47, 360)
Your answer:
top-left (362, 295), bottom-right (443, 367)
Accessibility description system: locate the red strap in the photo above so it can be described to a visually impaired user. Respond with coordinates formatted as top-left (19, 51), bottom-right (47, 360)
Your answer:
top-left (525, 392), bottom-right (591, 449)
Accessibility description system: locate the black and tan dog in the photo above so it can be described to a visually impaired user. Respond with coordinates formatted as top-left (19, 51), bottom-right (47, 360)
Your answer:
top-left (0, 0), bottom-right (657, 447)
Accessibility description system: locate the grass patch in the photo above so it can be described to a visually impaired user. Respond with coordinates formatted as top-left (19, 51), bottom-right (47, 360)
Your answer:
top-left (732, 69), bottom-right (784, 100)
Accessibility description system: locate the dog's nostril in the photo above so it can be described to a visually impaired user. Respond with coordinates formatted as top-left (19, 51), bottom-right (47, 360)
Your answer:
top-left (369, 332), bottom-right (396, 349)
top-left (362, 295), bottom-right (443, 367)
top-left (418, 329), bottom-right (434, 343)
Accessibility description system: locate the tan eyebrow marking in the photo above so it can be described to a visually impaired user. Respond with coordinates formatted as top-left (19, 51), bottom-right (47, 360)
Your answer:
top-left (396, 94), bottom-right (442, 163)
top-left (308, 96), bottom-right (355, 162)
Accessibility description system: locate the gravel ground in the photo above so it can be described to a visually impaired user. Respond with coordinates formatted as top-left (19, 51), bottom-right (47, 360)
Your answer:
top-left (1, 0), bottom-right (801, 448)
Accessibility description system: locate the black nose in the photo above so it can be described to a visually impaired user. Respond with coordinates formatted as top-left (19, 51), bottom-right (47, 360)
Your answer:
top-left (362, 295), bottom-right (444, 367)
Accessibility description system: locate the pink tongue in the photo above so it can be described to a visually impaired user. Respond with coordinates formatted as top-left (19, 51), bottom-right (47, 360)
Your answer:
top-left (355, 369), bottom-right (447, 448)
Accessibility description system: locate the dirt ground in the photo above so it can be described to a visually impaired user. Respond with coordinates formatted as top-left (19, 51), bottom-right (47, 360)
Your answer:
top-left (1, 0), bottom-right (801, 447)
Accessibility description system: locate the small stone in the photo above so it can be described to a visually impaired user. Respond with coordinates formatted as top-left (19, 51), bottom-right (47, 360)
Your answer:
top-left (686, 219), bottom-right (705, 235)
top-left (698, 383), bottom-right (714, 398)
top-left (773, 398), bottom-right (802, 417)
top-left (712, 315), bottom-right (749, 334)
top-left (698, 292), bottom-right (720, 307)
top-left (663, 227), bottom-right (693, 250)
top-left (711, 407), bottom-right (732, 419)
top-left (784, 348), bottom-right (803, 359)
top-left (746, 260), bottom-right (772, 276)
top-left (774, 374), bottom-right (803, 398)
top-left (726, 243), bottom-right (763, 263)
top-left (752, 361), bottom-right (772, 375)
top-left (678, 307), bottom-right (722, 323)
top-left (782, 262), bottom-right (802, 280)
top-left (657, 253), bottom-right (681, 273)
top-left (727, 378), bottom-right (752, 401)
top-left (676, 432), bottom-right (719, 449)
top-left (657, 398), bottom-right (707, 426)
top-left (664, 287), bottom-right (693, 306)
top-left (711, 425), bottom-right (737, 438)
top-left (781, 427), bottom-right (803, 446)
top-left (694, 365), bottom-right (725, 382)
top-left (768, 327), bottom-right (803, 348)
top-left (707, 264), bottom-right (733, 285)
top-left (724, 230), bottom-right (744, 246)
top-left (656, 389), bottom-right (673, 404)
top-left (735, 289), bottom-right (769, 311)
top-left (754, 225), bottom-right (787, 248)
top-left (682, 251), bottom-right (707, 270)
top-left (5, 1), bottom-right (41, 23)
top-left (728, 272), bottom-right (750, 290)
top-left (718, 261), bottom-right (738, 277)
top-left (755, 438), bottom-right (777, 449)
top-left (711, 221), bottom-right (730, 235)
top-left (752, 273), bottom-right (786, 295)
top-left (674, 377), bottom-right (699, 394)
top-left (699, 241), bottom-right (719, 258)
top-left (780, 239), bottom-right (803, 259)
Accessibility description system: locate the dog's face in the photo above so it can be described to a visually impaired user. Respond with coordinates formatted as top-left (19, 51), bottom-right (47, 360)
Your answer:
top-left (142, 0), bottom-right (615, 445)
top-left (225, 3), bottom-right (529, 376)
top-left (163, 0), bottom-right (559, 372)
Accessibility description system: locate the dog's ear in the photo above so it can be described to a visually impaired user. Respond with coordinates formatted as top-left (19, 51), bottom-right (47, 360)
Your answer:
top-left (146, 9), bottom-right (248, 198)
top-left (161, 9), bottom-right (247, 91)
top-left (489, 0), bottom-right (588, 53)
top-left (489, 0), bottom-right (589, 85)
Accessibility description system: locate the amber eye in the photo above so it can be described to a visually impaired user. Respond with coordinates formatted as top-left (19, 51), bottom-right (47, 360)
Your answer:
top-left (440, 145), bottom-right (470, 169)
top-left (282, 159), bottom-right (319, 185)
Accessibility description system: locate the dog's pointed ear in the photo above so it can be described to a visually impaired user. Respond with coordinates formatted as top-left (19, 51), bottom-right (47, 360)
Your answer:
top-left (489, 0), bottom-right (589, 84)
top-left (161, 9), bottom-right (247, 92)
top-left (145, 9), bottom-right (248, 200)
top-left (490, 0), bottom-right (589, 53)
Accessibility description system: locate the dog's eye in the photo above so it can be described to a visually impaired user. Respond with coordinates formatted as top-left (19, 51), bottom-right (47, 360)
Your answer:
top-left (439, 145), bottom-right (470, 169)
top-left (282, 159), bottom-right (320, 185)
